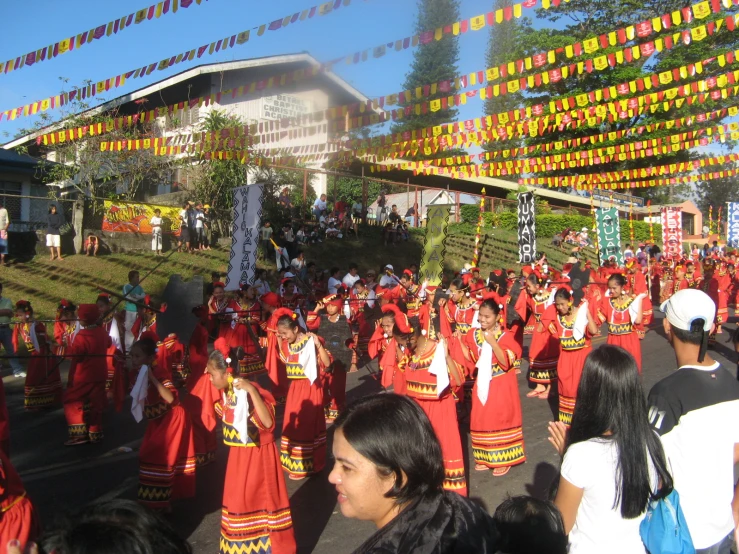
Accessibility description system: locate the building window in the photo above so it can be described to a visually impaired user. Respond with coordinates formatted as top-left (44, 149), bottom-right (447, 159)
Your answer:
top-left (0, 182), bottom-right (22, 221)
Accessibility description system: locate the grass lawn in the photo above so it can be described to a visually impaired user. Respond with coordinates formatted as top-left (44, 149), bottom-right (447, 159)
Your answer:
top-left (0, 224), bottom-right (596, 321)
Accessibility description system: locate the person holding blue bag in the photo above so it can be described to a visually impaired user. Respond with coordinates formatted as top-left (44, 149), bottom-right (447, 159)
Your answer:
top-left (548, 344), bottom-right (674, 553)
top-left (649, 289), bottom-right (739, 554)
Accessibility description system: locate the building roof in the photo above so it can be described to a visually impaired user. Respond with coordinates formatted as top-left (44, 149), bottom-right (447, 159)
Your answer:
top-left (3, 52), bottom-right (373, 150)
top-left (0, 148), bottom-right (54, 176)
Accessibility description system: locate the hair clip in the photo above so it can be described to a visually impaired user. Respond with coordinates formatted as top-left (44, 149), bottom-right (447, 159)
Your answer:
top-left (421, 329), bottom-right (427, 336)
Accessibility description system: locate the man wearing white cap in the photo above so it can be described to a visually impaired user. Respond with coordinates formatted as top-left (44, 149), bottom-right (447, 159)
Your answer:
top-left (379, 264), bottom-right (396, 288)
top-left (648, 288), bottom-right (739, 553)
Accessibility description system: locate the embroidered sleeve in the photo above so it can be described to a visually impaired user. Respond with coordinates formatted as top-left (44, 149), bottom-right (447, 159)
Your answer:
top-left (250, 402), bottom-right (276, 432)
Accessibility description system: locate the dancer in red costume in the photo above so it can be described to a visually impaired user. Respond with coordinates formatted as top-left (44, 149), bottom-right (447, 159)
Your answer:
top-left (63, 304), bottom-right (109, 445)
top-left (130, 335), bottom-right (196, 511)
top-left (685, 261), bottom-right (701, 289)
top-left (53, 299), bottom-right (78, 357)
top-left (182, 305), bottom-right (219, 467)
top-left (394, 317), bottom-right (467, 496)
top-left (347, 279), bottom-right (376, 373)
top-left (440, 278), bottom-right (479, 402)
top-left (261, 293), bottom-right (289, 401)
top-left (131, 296), bottom-right (161, 342)
top-left (648, 258), bottom-right (663, 306)
top-left (375, 305), bottom-right (408, 394)
top-left (96, 293), bottom-right (126, 409)
top-left (727, 263), bottom-right (739, 309)
top-left (544, 288), bottom-right (599, 425)
top-left (231, 284), bottom-right (266, 379)
top-left (700, 259), bottom-right (724, 344)
top-left (14, 300), bottom-right (61, 411)
top-left (276, 311), bottom-right (332, 480)
top-left (660, 263), bottom-right (689, 304)
top-left (208, 282), bottom-right (238, 343)
top-left (460, 298), bottom-right (525, 477)
top-left (393, 270), bottom-right (423, 319)
top-left (279, 277), bottom-right (305, 312)
top-left (523, 272), bottom-right (559, 399)
top-left (598, 273), bottom-right (644, 371)
top-left (206, 346), bottom-right (296, 554)
top-left (625, 258), bottom-right (652, 340)
top-left (157, 333), bottom-right (187, 388)
top-left (0, 449), bottom-right (39, 551)
top-left (714, 261), bottom-right (731, 338)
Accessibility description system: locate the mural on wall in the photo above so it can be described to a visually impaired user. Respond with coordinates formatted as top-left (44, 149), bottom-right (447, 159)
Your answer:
top-left (101, 200), bottom-right (182, 235)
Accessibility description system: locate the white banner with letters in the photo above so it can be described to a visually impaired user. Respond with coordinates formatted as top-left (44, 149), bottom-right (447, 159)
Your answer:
top-left (225, 183), bottom-right (264, 291)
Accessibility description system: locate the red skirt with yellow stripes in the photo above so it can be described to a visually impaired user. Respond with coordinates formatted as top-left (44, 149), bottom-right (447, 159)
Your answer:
top-left (412, 395), bottom-right (467, 497)
top-left (221, 442), bottom-right (296, 554)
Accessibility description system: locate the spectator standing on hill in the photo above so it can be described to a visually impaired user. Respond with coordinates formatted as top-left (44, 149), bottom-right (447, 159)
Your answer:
top-left (260, 221), bottom-right (273, 261)
top-left (313, 194), bottom-right (328, 219)
top-left (0, 203), bottom-right (9, 266)
top-left (177, 202), bottom-right (191, 253)
top-left (253, 269), bottom-right (271, 296)
top-left (46, 204), bottom-right (64, 261)
top-left (194, 203), bottom-right (206, 250)
top-left (352, 199), bottom-right (363, 219)
top-left (202, 204), bottom-right (213, 249)
top-left (648, 289), bottom-right (739, 553)
top-left (377, 191), bottom-right (388, 224)
top-left (150, 208), bottom-right (163, 256)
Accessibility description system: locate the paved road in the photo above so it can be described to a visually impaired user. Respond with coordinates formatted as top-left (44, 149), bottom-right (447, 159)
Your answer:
top-left (7, 311), bottom-right (737, 553)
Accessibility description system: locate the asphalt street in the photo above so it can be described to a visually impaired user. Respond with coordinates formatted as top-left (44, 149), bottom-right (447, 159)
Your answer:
top-left (6, 310), bottom-right (737, 553)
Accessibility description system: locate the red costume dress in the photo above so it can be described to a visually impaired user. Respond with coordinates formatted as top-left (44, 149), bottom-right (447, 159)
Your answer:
top-left (442, 298), bottom-right (479, 401)
top-left (53, 320), bottom-right (78, 357)
top-left (525, 291), bottom-right (559, 385)
top-left (464, 329), bottom-right (525, 470)
top-left (216, 384), bottom-right (296, 554)
top-left (183, 319), bottom-right (219, 466)
top-left (368, 325), bottom-right (404, 393)
top-left (158, 334), bottom-right (188, 387)
top-left (545, 304), bottom-right (593, 425)
top-left (306, 311), bottom-right (348, 423)
top-left (137, 362), bottom-right (197, 510)
top-left (398, 283), bottom-right (422, 319)
top-left (131, 313), bottom-right (159, 343)
top-left (403, 340), bottom-right (467, 496)
top-left (63, 325), bottom-right (109, 442)
top-left (627, 270), bottom-right (652, 339)
top-left (231, 298), bottom-right (266, 378)
top-left (0, 450), bottom-right (39, 551)
top-left (598, 295), bottom-right (642, 371)
top-left (660, 277), bottom-right (688, 304)
top-left (279, 335), bottom-right (330, 478)
top-left (263, 312), bottom-right (289, 399)
top-left (14, 321), bottom-right (61, 409)
top-left (101, 311), bottom-right (126, 408)
top-left (208, 297), bottom-right (238, 343)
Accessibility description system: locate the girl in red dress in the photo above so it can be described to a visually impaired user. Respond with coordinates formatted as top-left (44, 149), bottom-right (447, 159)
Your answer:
top-left (205, 347), bottom-right (296, 554)
top-left (625, 259), bottom-right (652, 340)
top-left (53, 299), bottom-right (78, 357)
top-left (367, 305), bottom-right (401, 391)
top-left (545, 289), bottom-right (599, 425)
top-left (524, 273), bottom-right (559, 399)
top-left (130, 335), bottom-right (196, 511)
top-left (208, 282), bottom-right (238, 343)
top-left (394, 317), bottom-right (467, 496)
top-left (0, 449), bottom-right (39, 551)
top-left (460, 299), bottom-right (525, 477)
top-left (96, 293), bottom-right (126, 409)
top-left (231, 284), bottom-right (266, 379)
top-left (276, 312), bottom-right (332, 480)
top-left (598, 273), bottom-right (644, 371)
top-left (440, 278), bottom-right (479, 402)
top-left (14, 300), bottom-right (62, 411)
top-left (131, 296), bottom-right (161, 342)
top-left (261, 294), bottom-right (289, 400)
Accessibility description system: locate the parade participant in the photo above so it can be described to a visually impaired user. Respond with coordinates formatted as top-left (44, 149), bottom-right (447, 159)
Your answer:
top-left (14, 300), bottom-right (62, 411)
top-left (346, 279), bottom-right (377, 374)
top-left (648, 258), bottom-right (663, 306)
top-left (440, 278), bottom-right (479, 401)
top-left (181, 306), bottom-right (219, 467)
top-left (231, 284), bottom-right (266, 379)
top-left (469, 267), bottom-right (485, 293)
top-left (523, 272), bottom-right (559, 398)
top-left (460, 298), bottom-right (525, 477)
top-left (276, 312), bottom-right (332, 480)
top-left (279, 277), bottom-right (305, 312)
top-left (727, 263), bottom-right (739, 309)
top-left (207, 282), bottom-right (237, 342)
top-left (685, 261), bottom-right (701, 288)
top-left (123, 270), bottom-right (145, 350)
top-left (53, 299), bottom-right (79, 357)
top-left (714, 261), bottom-right (730, 338)
top-left (96, 293), bottom-right (125, 406)
top-left (374, 304), bottom-right (407, 394)
top-left (306, 294), bottom-right (349, 423)
top-left (395, 270), bottom-right (422, 319)
top-left (394, 317), bottom-right (467, 496)
top-left (0, 449), bottom-right (39, 552)
top-left (130, 335), bottom-right (196, 511)
top-left (660, 262), bottom-right (688, 303)
top-left (157, 333), bottom-right (188, 387)
top-left (700, 259), bottom-right (723, 344)
top-left (625, 258), bottom-right (652, 339)
top-left (131, 296), bottom-right (161, 343)
top-left (63, 304), bottom-right (109, 446)
top-left (545, 288), bottom-right (599, 425)
top-left (205, 348), bottom-right (296, 554)
top-left (261, 293), bottom-right (289, 401)
top-left (329, 394), bottom-right (501, 553)
top-left (598, 274), bottom-right (643, 371)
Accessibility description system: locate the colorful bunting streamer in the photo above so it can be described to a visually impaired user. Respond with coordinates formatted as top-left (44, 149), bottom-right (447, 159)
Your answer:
top-left (0, 0), bottom-right (211, 77)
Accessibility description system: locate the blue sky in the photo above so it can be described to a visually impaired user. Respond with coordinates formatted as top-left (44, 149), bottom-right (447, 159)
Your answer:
top-left (0, 0), bottom-right (527, 141)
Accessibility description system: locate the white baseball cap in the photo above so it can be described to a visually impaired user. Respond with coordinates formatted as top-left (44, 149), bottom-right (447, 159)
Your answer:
top-left (385, 264), bottom-right (393, 271)
top-left (283, 272), bottom-right (295, 279)
top-left (660, 289), bottom-right (715, 332)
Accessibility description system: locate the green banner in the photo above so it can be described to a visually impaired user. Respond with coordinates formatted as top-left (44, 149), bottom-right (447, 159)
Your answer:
top-left (596, 207), bottom-right (623, 266)
top-left (420, 205), bottom-right (450, 285)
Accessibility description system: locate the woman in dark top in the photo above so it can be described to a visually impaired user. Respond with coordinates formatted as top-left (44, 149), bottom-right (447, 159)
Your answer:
top-left (46, 204), bottom-right (64, 261)
top-left (329, 394), bottom-right (501, 553)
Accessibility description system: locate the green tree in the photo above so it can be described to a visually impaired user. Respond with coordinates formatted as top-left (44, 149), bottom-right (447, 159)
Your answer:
top-left (390, 0), bottom-right (466, 159)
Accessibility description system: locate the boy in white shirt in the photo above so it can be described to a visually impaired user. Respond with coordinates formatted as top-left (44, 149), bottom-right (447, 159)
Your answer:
top-left (150, 209), bottom-right (163, 256)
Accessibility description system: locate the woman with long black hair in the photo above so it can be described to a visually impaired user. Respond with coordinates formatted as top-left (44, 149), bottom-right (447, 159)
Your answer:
top-left (548, 345), bottom-right (673, 553)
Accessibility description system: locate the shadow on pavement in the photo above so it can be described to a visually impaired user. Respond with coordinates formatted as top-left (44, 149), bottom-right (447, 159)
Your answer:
top-left (524, 461), bottom-right (559, 501)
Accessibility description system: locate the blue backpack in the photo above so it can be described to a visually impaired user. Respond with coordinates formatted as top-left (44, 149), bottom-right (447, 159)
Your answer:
top-left (640, 489), bottom-right (695, 554)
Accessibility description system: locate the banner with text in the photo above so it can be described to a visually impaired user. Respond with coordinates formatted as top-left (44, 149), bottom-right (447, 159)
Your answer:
top-left (595, 207), bottom-right (623, 266)
top-left (661, 207), bottom-right (683, 259)
top-left (727, 203), bottom-right (739, 248)
top-left (225, 183), bottom-right (264, 291)
top-left (101, 200), bottom-right (181, 235)
top-left (517, 192), bottom-right (536, 264)
top-left (419, 205), bottom-right (450, 285)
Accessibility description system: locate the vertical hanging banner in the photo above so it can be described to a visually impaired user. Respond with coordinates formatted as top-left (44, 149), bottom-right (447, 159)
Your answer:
top-left (728, 203), bottom-right (739, 248)
top-left (595, 208), bottom-right (623, 266)
top-left (517, 192), bottom-right (536, 264)
top-left (420, 205), bottom-right (450, 285)
top-left (661, 207), bottom-right (683, 259)
top-left (225, 183), bottom-right (264, 291)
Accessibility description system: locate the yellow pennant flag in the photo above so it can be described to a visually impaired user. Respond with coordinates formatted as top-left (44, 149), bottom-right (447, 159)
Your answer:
top-left (594, 56), bottom-right (608, 71)
top-left (691, 25), bottom-right (708, 41)
top-left (692, 1), bottom-right (711, 19)
top-left (470, 15), bottom-right (486, 31)
top-left (429, 99), bottom-right (441, 112)
top-left (583, 37), bottom-right (599, 54)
